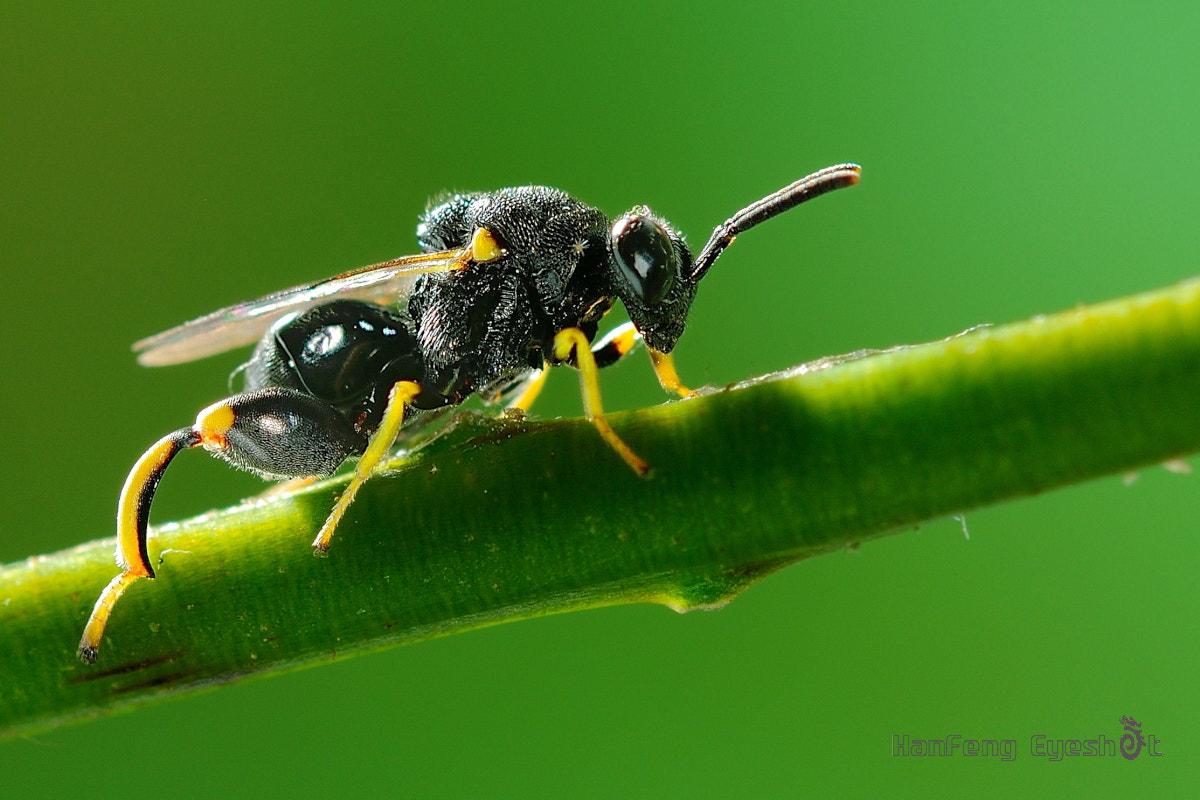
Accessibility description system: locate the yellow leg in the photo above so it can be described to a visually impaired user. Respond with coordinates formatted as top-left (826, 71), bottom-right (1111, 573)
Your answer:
top-left (648, 348), bottom-right (694, 398)
top-left (506, 366), bottom-right (549, 412)
top-left (594, 322), bottom-right (691, 398)
top-left (312, 380), bottom-right (422, 552)
top-left (78, 572), bottom-right (146, 663)
top-left (553, 328), bottom-right (649, 476)
top-left (596, 320), bottom-right (640, 361)
top-left (79, 428), bottom-right (202, 663)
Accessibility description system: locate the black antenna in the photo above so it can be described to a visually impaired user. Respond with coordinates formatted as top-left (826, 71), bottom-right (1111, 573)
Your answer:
top-left (690, 163), bottom-right (861, 281)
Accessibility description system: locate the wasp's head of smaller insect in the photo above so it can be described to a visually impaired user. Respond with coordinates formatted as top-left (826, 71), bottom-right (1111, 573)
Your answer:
top-left (607, 207), bottom-right (698, 354)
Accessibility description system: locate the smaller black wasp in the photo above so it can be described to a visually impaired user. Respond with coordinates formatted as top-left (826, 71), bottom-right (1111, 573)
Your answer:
top-left (79, 163), bottom-right (861, 662)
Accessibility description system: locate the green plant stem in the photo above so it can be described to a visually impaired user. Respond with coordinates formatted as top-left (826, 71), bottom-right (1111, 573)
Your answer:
top-left (4, 277), bottom-right (1200, 738)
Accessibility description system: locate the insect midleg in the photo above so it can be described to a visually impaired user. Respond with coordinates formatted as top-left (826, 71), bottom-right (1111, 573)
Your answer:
top-left (552, 327), bottom-right (649, 476)
top-left (311, 380), bottom-right (423, 553)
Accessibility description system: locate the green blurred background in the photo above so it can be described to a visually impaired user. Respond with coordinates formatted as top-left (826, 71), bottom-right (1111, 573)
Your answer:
top-left (2, 1), bottom-right (1196, 796)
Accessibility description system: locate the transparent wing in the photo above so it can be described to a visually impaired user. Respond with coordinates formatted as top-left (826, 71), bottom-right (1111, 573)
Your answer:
top-left (133, 248), bottom-right (467, 366)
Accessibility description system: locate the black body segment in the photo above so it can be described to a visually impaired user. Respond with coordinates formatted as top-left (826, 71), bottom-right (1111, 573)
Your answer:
top-left (410, 186), bottom-right (614, 399)
top-left (213, 389), bottom-right (368, 479)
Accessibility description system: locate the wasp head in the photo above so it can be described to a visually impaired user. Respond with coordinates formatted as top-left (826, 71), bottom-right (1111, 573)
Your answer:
top-left (607, 207), bottom-right (697, 354)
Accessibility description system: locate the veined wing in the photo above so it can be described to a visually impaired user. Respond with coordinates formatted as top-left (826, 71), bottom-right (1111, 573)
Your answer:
top-left (133, 248), bottom-right (467, 366)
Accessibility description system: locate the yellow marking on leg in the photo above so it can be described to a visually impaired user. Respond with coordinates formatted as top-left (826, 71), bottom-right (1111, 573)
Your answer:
top-left (82, 427), bottom-right (202, 662)
top-left (506, 366), bottom-right (549, 412)
top-left (194, 398), bottom-right (236, 451)
top-left (117, 431), bottom-right (199, 575)
top-left (608, 326), bottom-right (639, 357)
top-left (78, 571), bottom-right (148, 664)
top-left (553, 328), bottom-right (649, 476)
top-left (648, 348), bottom-right (694, 397)
top-left (312, 380), bottom-right (422, 553)
top-left (595, 320), bottom-right (640, 359)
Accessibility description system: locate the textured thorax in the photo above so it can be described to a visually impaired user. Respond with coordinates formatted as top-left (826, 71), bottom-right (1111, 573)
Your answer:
top-left (408, 186), bottom-right (612, 398)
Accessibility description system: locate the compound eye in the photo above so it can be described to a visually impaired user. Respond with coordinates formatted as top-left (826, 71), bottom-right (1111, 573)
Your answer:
top-left (612, 215), bottom-right (676, 306)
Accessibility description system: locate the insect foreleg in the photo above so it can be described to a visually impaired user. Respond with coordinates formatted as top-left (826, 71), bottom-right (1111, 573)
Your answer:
top-left (592, 321), bottom-right (693, 397)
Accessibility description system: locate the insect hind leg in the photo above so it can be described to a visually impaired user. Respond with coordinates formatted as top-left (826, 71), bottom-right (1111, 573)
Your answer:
top-left (79, 388), bottom-right (367, 663)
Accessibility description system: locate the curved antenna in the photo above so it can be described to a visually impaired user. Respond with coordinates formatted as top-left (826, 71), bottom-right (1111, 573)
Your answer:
top-left (690, 163), bottom-right (861, 281)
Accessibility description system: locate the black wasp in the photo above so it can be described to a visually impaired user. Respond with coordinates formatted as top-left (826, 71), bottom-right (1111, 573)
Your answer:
top-left (79, 163), bottom-right (861, 662)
